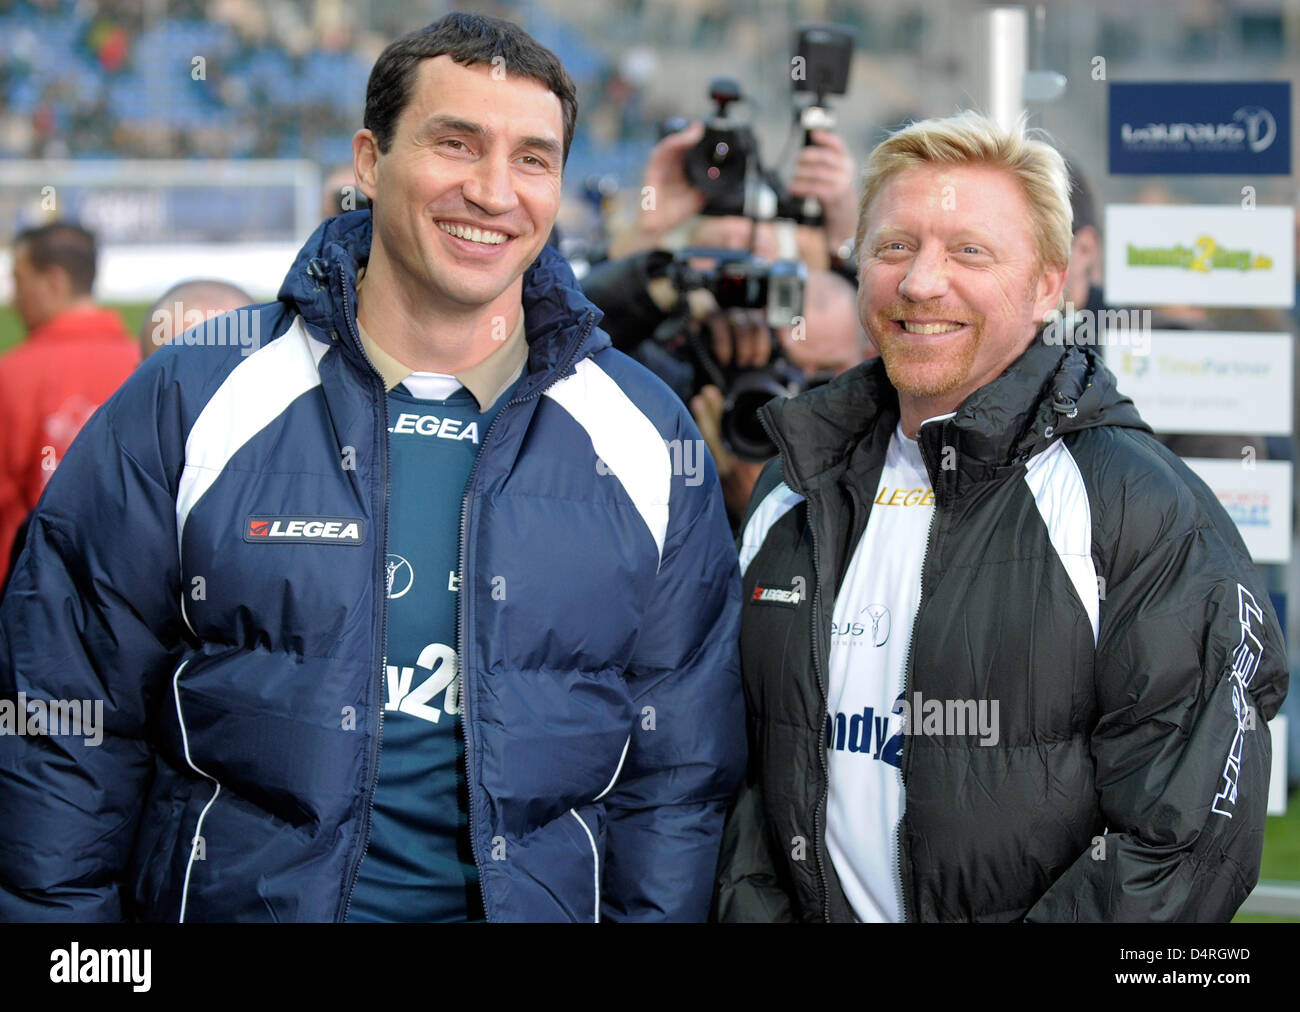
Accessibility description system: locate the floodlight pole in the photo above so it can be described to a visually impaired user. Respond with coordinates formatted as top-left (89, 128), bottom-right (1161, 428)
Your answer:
top-left (973, 6), bottom-right (1028, 130)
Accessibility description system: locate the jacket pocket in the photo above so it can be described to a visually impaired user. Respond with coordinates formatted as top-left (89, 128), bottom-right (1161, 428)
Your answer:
top-left (127, 756), bottom-right (214, 922)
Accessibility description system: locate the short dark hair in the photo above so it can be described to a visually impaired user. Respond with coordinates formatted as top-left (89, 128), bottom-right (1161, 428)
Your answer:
top-left (364, 13), bottom-right (578, 166)
top-left (14, 221), bottom-right (97, 294)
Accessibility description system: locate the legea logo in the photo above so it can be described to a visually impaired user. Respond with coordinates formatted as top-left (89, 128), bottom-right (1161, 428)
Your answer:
top-left (244, 515), bottom-right (366, 545)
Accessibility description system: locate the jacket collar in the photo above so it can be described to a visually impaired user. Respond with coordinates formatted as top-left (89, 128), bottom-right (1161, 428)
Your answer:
top-left (277, 210), bottom-right (608, 390)
top-left (763, 335), bottom-right (1149, 502)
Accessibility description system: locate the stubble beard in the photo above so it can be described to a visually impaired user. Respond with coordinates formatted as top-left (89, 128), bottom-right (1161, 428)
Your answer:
top-left (871, 314), bottom-right (983, 399)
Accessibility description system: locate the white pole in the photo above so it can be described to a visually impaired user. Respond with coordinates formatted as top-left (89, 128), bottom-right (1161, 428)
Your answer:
top-left (973, 6), bottom-right (1027, 130)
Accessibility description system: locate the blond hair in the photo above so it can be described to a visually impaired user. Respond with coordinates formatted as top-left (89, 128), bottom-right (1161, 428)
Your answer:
top-left (855, 110), bottom-right (1073, 273)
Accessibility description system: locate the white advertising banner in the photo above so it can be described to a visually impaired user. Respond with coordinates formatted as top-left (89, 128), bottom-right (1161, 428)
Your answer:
top-left (1183, 458), bottom-right (1292, 563)
top-left (1104, 204), bottom-right (1295, 308)
top-left (1107, 331), bottom-right (1293, 435)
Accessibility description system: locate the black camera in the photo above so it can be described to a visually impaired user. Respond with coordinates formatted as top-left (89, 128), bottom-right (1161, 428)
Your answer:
top-left (651, 249), bottom-right (808, 462)
top-left (666, 250), bottom-right (805, 330)
top-left (792, 24), bottom-right (855, 100)
top-left (791, 24), bottom-right (856, 227)
top-left (677, 24), bottom-right (855, 226)
top-left (680, 78), bottom-right (802, 222)
top-left (681, 79), bottom-right (777, 220)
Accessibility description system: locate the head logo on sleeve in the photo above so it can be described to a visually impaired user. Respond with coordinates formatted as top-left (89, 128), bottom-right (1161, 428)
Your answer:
top-left (244, 516), bottom-right (366, 545)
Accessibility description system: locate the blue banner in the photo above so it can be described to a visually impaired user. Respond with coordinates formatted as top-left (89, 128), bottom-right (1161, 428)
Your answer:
top-left (1109, 82), bottom-right (1290, 175)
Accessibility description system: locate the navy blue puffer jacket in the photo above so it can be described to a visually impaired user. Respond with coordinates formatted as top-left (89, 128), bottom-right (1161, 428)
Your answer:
top-left (0, 211), bottom-right (746, 922)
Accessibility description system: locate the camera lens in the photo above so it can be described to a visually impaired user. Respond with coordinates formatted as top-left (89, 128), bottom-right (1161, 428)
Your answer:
top-left (722, 372), bottom-right (790, 462)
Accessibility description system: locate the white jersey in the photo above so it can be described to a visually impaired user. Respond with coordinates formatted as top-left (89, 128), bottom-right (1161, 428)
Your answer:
top-left (825, 421), bottom-right (935, 922)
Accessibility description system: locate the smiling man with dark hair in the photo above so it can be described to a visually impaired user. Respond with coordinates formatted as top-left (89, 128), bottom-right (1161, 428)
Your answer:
top-left (0, 13), bottom-right (744, 924)
top-left (362, 14), bottom-right (578, 166)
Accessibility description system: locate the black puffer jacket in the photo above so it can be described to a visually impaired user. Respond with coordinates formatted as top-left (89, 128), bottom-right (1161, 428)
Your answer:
top-left (714, 338), bottom-right (1288, 922)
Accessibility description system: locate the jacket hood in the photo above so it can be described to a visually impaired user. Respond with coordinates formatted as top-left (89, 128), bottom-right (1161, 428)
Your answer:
top-left (763, 334), bottom-right (1150, 498)
top-left (277, 210), bottom-right (609, 379)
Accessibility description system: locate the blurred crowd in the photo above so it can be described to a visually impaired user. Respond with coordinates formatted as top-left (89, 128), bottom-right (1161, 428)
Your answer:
top-left (0, 0), bottom-right (382, 163)
top-left (0, 0), bottom-right (648, 175)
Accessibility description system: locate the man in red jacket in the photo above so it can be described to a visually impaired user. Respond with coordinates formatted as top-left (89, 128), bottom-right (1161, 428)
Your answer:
top-left (1, 222), bottom-right (138, 574)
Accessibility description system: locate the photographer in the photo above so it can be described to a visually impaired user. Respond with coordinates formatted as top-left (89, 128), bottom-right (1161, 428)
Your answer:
top-left (580, 117), bottom-right (865, 530)
top-left (692, 267), bottom-right (872, 523)
top-left (607, 120), bottom-right (861, 270)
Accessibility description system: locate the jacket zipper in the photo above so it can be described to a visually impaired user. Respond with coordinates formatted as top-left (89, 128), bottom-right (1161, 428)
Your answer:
top-left (894, 421), bottom-right (946, 924)
top-left (337, 265), bottom-right (390, 922)
top-left (457, 312), bottom-right (597, 922)
top-left (761, 406), bottom-right (946, 923)
top-left (758, 410), bottom-right (832, 922)
top-left (806, 508), bottom-right (833, 923)
top-left (894, 512), bottom-right (934, 926)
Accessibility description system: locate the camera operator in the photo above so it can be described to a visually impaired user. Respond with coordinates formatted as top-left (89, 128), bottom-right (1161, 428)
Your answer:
top-left (580, 121), bottom-right (865, 531)
top-left (606, 121), bottom-right (860, 271)
top-left (692, 268), bottom-right (873, 524)
top-left (584, 35), bottom-right (862, 529)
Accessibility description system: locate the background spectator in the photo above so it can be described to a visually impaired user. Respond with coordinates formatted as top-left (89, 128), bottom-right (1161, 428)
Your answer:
top-left (0, 221), bottom-right (137, 582)
top-left (138, 276), bottom-right (252, 359)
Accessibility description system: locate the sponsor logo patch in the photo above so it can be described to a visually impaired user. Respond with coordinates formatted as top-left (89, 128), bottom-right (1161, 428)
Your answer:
top-left (244, 515), bottom-right (366, 545)
top-left (751, 584), bottom-right (803, 607)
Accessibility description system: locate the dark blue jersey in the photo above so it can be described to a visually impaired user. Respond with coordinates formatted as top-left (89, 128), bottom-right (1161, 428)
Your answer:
top-left (347, 376), bottom-right (519, 922)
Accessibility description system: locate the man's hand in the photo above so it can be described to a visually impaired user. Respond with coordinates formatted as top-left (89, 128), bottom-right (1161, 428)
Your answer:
top-left (674, 290), bottom-right (773, 370)
top-left (690, 384), bottom-right (766, 519)
top-left (787, 129), bottom-right (859, 255)
top-left (610, 122), bottom-right (706, 258)
top-left (706, 307), bottom-right (771, 370)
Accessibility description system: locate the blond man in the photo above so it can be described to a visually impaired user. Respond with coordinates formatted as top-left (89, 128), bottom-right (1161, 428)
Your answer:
top-left (714, 111), bottom-right (1288, 922)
